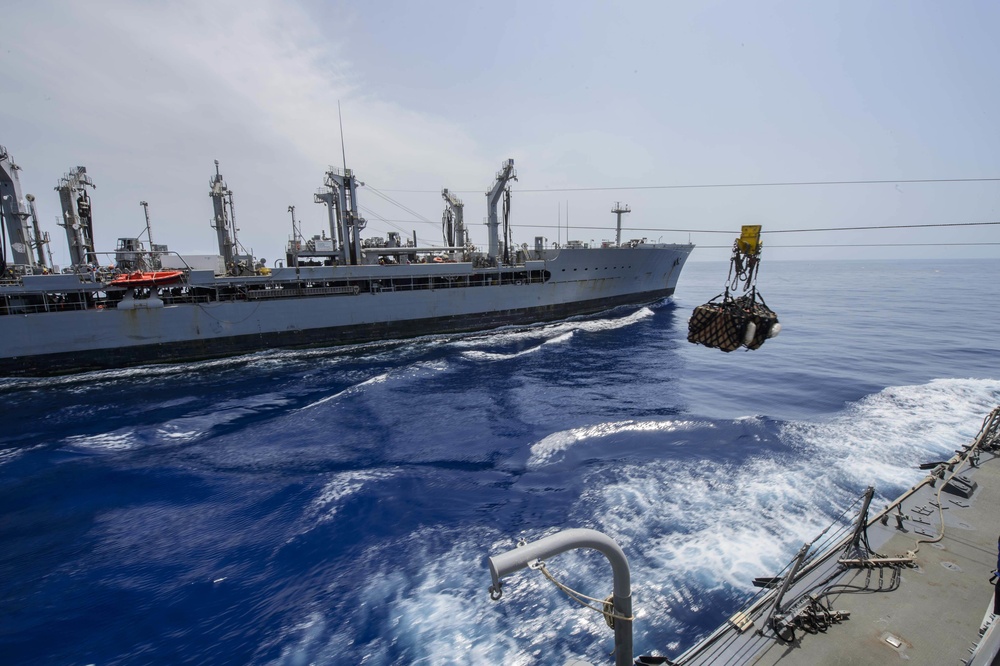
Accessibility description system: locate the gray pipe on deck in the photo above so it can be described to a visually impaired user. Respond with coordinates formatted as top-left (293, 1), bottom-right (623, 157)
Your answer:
top-left (487, 528), bottom-right (632, 666)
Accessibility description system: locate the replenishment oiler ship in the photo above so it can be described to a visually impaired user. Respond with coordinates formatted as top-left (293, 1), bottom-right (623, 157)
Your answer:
top-left (0, 146), bottom-right (693, 377)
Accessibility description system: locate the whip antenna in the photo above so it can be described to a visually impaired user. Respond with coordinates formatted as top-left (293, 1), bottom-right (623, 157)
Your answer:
top-left (338, 101), bottom-right (347, 172)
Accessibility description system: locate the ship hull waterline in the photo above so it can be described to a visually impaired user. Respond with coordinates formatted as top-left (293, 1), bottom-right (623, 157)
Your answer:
top-left (1, 284), bottom-right (680, 377)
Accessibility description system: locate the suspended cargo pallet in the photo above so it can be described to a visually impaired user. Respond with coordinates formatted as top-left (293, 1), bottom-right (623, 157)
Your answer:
top-left (688, 225), bottom-right (780, 352)
top-left (688, 292), bottom-right (780, 352)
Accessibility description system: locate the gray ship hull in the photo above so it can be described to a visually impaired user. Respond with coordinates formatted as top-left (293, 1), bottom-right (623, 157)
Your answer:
top-left (0, 245), bottom-right (693, 376)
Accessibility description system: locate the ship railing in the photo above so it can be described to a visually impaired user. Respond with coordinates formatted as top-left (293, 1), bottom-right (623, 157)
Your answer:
top-left (0, 289), bottom-right (214, 315)
top-left (246, 285), bottom-right (360, 300)
top-left (376, 270), bottom-right (548, 294)
top-left (0, 268), bottom-right (552, 314)
top-left (206, 270), bottom-right (549, 300)
top-left (161, 292), bottom-right (212, 306)
top-left (85, 249), bottom-right (199, 274)
top-left (0, 296), bottom-right (94, 315)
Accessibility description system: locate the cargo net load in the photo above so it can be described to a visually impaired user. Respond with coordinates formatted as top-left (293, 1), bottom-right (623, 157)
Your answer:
top-left (688, 225), bottom-right (781, 352)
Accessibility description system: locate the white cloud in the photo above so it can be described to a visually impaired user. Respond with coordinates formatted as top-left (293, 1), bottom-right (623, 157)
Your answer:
top-left (2, 0), bottom-right (496, 264)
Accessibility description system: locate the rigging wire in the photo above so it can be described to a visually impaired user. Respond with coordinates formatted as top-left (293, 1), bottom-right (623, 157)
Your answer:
top-left (325, 209), bottom-right (999, 251)
top-left (697, 242), bottom-right (1000, 249)
top-left (509, 220), bottom-right (1000, 234)
top-left (348, 183), bottom-right (1000, 247)
top-left (512, 177), bottom-right (1000, 193)
top-left (535, 562), bottom-right (633, 624)
top-left (765, 221), bottom-right (999, 234)
top-left (336, 183), bottom-right (1000, 250)
top-left (358, 205), bottom-right (411, 236)
top-left (363, 184), bottom-right (438, 227)
top-left (358, 205), bottom-right (446, 248)
top-left (377, 175), bottom-right (1000, 195)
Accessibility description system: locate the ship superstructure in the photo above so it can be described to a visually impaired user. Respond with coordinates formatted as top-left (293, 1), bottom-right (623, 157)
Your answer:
top-left (0, 148), bottom-right (693, 377)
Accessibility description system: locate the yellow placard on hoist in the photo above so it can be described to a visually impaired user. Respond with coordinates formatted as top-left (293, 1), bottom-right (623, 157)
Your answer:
top-left (736, 225), bottom-right (762, 255)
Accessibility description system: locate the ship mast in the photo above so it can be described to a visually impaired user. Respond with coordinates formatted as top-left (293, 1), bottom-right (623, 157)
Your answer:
top-left (612, 202), bottom-right (631, 247)
top-left (315, 167), bottom-right (366, 266)
top-left (485, 159), bottom-right (516, 265)
top-left (314, 176), bottom-right (343, 264)
top-left (311, 103), bottom-right (367, 266)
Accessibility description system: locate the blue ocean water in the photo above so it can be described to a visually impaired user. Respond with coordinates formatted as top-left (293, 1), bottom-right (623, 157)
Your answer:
top-left (2, 258), bottom-right (999, 665)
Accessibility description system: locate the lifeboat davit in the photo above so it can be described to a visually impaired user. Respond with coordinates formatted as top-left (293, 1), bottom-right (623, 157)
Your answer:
top-left (109, 270), bottom-right (184, 288)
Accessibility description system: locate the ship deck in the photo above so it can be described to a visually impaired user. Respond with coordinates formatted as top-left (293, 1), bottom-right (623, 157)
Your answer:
top-left (665, 412), bottom-right (1000, 666)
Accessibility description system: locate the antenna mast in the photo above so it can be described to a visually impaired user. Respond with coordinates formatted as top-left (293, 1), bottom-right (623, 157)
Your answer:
top-left (612, 202), bottom-right (631, 247)
top-left (338, 101), bottom-right (348, 173)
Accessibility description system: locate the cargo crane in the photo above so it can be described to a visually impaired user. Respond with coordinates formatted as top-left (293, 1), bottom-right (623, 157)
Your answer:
top-left (485, 159), bottom-right (516, 265)
top-left (209, 160), bottom-right (237, 271)
top-left (441, 188), bottom-right (466, 257)
top-left (0, 145), bottom-right (48, 273)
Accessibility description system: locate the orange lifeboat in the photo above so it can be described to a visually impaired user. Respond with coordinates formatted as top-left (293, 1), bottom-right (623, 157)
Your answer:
top-left (109, 270), bottom-right (184, 288)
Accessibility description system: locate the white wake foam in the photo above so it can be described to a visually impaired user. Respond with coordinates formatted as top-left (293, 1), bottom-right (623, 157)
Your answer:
top-left (783, 378), bottom-right (1000, 489)
top-left (509, 377), bottom-right (1000, 660)
top-left (297, 359), bottom-right (453, 412)
top-left (268, 528), bottom-right (559, 666)
top-left (578, 378), bottom-right (1000, 624)
top-left (528, 419), bottom-right (705, 469)
top-left (297, 372), bottom-right (391, 411)
top-left (462, 331), bottom-right (577, 362)
top-left (152, 392), bottom-right (293, 442)
top-left (304, 469), bottom-right (400, 526)
top-left (267, 377), bottom-right (1000, 665)
top-left (0, 444), bottom-right (44, 467)
top-left (64, 431), bottom-right (136, 452)
top-left (454, 307), bottom-right (654, 350)
top-left (156, 429), bottom-right (201, 442)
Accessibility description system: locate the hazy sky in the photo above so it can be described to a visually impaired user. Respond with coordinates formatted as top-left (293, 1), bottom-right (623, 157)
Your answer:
top-left (3, 0), bottom-right (999, 265)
